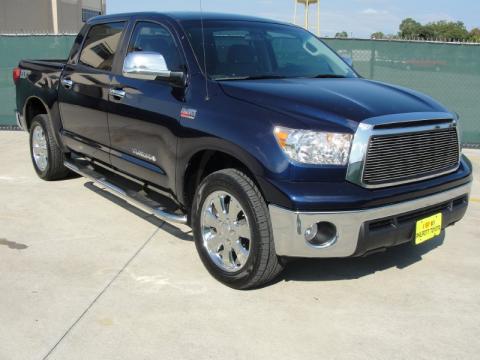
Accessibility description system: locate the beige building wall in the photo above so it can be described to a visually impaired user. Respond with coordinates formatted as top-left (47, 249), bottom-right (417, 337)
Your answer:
top-left (57, 0), bottom-right (105, 34)
top-left (0, 0), bottom-right (54, 33)
top-left (0, 0), bottom-right (105, 34)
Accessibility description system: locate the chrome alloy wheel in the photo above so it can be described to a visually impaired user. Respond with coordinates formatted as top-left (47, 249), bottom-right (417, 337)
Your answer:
top-left (32, 125), bottom-right (48, 171)
top-left (200, 191), bottom-right (252, 272)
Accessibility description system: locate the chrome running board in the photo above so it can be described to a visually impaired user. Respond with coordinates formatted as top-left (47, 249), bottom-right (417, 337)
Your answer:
top-left (64, 160), bottom-right (188, 225)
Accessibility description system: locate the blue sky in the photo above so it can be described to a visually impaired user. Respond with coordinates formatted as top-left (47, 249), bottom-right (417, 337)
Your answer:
top-left (107, 0), bottom-right (480, 38)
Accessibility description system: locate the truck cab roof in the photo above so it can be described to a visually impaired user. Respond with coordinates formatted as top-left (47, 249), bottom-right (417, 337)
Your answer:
top-left (88, 11), bottom-right (286, 25)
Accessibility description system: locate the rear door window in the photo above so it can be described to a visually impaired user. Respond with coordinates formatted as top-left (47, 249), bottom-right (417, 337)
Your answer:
top-left (79, 22), bottom-right (126, 71)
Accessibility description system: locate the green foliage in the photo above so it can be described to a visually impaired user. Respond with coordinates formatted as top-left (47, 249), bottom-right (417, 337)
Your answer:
top-left (424, 21), bottom-right (469, 41)
top-left (398, 18), bottom-right (470, 41)
top-left (469, 28), bottom-right (480, 42)
top-left (335, 31), bottom-right (348, 38)
top-left (399, 18), bottom-right (423, 39)
top-left (371, 32), bottom-right (385, 40)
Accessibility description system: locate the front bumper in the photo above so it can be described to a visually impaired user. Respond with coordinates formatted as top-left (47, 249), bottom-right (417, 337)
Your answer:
top-left (269, 182), bottom-right (471, 258)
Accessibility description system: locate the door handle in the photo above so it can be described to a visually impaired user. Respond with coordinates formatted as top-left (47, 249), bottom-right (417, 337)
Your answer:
top-left (109, 88), bottom-right (126, 100)
top-left (61, 78), bottom-right (73, 89)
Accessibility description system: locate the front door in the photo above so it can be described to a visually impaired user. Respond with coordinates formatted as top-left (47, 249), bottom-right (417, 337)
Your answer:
top-left (59, 21), bottom-right (126, 163)
top-left (107, 21), bottom-right (186, 192)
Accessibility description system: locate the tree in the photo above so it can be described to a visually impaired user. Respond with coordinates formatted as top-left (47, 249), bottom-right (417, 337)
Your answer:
top-left (423, 20), bottom-right (469, 41)
top-left (469, 28), bottom-right (480, 42)
top-left (371, 32), bottom-right (385, 40)
top-left (399, 18), bottom-right (422, 39)
top-left (335, 31), bottom-right (348, 38)
top-left (398, 18), bottom-right (470, 41)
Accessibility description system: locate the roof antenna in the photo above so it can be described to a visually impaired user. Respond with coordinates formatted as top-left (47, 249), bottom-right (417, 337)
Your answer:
top-left (200, 0), bottom-right (210, 101)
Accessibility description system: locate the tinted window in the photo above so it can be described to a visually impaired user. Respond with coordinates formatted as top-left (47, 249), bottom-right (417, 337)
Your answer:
top-left (128, 22), bottom-right (182, 71)
top-left (68, 24), bottom-right (89, 64)
top-left (183, 21), bottom-right (356, 80)
top-left (79, 22), bottom-right (125, 71)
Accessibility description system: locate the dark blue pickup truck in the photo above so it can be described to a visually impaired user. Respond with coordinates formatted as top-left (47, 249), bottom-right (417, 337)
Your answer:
top-left (14, 12), bottom-right (472, 289)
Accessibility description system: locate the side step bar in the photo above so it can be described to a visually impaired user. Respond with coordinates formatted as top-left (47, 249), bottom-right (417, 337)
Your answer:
top-left (64, 160), bottom-right (188, 225)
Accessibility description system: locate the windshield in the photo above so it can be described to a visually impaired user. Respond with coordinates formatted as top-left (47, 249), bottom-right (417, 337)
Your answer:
top-left (182, 20), bottom-right (357, 80)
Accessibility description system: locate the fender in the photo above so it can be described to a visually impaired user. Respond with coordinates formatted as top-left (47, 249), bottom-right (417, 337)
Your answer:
top-left (23, 96), bottom-right (68, 152)
top-left (176, 136), bottom-right (292, 209)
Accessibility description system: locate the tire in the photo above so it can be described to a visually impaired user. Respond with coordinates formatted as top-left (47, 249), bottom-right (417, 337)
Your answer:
top-left (29, 114), bottom-right (69, 181)
top-left (192, 169), bottom-right (284, 289)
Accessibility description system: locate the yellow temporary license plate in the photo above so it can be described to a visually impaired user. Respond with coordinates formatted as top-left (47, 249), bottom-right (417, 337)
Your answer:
top-left (415, 213), bottom-right (443, 245)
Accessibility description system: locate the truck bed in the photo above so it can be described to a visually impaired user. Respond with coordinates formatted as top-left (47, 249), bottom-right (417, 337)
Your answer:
top-left (19, 59), bottom-right (66, 70)
top-left (15, 59), bottom-right (67, 120)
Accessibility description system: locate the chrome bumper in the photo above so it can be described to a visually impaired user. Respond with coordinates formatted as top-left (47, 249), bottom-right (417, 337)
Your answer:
top-left (269, 182), bottom-right (472, 258)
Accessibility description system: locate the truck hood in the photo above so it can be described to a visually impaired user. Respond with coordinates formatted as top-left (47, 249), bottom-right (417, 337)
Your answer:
top-left (219, 78), bottom-right (448, 131)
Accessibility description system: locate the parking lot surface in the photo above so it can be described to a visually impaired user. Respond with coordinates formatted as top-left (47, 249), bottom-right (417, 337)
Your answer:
top-left (1, 131), bottom-right (479, 360)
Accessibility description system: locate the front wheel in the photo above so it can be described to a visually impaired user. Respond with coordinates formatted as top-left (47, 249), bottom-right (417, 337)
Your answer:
top-left (191, 169), bottom-right (283, 289)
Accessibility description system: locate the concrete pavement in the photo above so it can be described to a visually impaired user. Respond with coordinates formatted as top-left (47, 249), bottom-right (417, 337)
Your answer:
top-left (1, 131), bottom-right (479, 360)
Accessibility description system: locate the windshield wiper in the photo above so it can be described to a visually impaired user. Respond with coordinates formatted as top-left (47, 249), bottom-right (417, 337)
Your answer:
top-left (217, 74), bottom-right (347, 81)
top-left (216, 75), bottom-right (288, 81)
top-left (243, 75), bottom-right (288, 80)
top-left (313, 74), bottom-right (347, 78)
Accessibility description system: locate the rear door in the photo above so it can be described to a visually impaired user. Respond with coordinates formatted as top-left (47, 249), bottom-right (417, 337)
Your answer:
top-left (59, 21), bottom-right (126, 163)
top-left (107, 20), bottom-right (186, 191)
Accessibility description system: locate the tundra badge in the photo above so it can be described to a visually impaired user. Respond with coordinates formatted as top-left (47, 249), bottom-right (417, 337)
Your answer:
top-left (132, 148), bottom-right (157, 162)
top-left (180, 107), bottom-right (197, 120)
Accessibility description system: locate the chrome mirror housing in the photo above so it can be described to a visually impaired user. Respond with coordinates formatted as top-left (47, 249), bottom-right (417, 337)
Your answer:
top-left (123, 51), bottom-right (185, 87)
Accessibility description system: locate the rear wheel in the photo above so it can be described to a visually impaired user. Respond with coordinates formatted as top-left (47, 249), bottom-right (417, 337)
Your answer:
top-left (29, 114), bottom-right (69, 181)
top-left (192, 169), bottom-right (283, 289)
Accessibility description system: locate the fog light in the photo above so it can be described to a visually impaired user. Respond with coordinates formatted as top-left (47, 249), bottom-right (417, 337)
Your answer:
top-left (304, 223), bottom-right (318, 242)
top-left (304, 222), bottom-right (337, 248)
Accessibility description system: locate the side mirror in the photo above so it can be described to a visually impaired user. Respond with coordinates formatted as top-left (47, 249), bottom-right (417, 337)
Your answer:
top-left (123, 51), bottom-right (186, 87)
top-left (342, 56), bottom-right (354, 67)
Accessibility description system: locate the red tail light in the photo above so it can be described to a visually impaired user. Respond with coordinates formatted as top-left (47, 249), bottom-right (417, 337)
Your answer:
top-left (13, 68), bottom-right (21, 83)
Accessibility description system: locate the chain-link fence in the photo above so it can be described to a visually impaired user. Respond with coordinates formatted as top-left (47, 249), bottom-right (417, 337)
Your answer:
top-left (324, 38), bottom-right (480, 147)
top-left (1, 35), bottom-right (479, 146)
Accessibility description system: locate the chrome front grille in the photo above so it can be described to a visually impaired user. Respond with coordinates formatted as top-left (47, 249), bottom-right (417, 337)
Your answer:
top-left (362, 127), bottom-right (460, 186)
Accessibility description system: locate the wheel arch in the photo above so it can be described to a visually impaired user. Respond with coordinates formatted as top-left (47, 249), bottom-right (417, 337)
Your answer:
top-left (180, 146), bottom-right (289, 214)
top-left (23, 96), bottom-right (67, 152)
top-left (23, 96), bottom-right (48, 131)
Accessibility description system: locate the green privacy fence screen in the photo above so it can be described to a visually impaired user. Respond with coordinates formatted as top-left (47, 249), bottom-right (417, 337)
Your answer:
top-left (0, 35), bottom-right (75, 128)
top-left (323, 39), bottom-right (480, 146)
top-left (0, 35), bottom-right (479, 145)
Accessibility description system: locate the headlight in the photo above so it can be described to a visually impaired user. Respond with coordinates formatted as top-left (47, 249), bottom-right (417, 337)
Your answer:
top-left (274, 126), bottom-right (352, 165)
